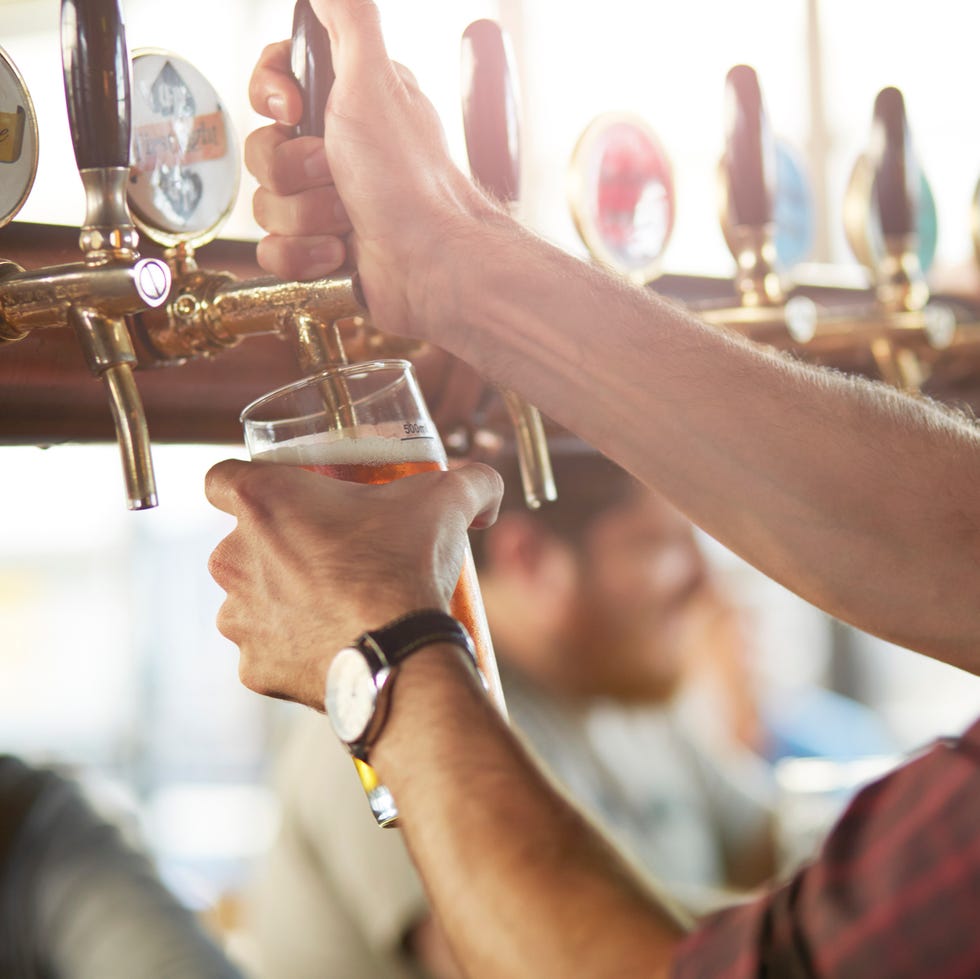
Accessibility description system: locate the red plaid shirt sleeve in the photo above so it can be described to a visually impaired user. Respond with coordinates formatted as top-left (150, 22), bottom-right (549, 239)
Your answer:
top-left (671, 716), bottom-right (980, 979)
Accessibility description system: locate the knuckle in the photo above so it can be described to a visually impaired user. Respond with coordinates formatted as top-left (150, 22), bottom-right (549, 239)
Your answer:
top-left (260, 41), bottom-right (285, 63)
top-left (215, 602), bottom-right (239, 642)
top-left (252, 188), bottom-right (273, 231)
top-left (480, 462), bottom-right (505, 497)
top-left (255, 236), bottom-right (292, 279)
top-left (267, 150), bottom-right (295, 195)
top-left (243, 130), bottom-right (271, 184)
top-left (208, 537), bottom-right (240, 587)
top-left (206, 545), bottom-right (224, 582)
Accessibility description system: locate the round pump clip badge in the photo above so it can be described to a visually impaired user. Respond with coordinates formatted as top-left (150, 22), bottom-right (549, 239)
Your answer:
top-left (0, 45), bottom-right (38, 228)
top-left (569, 112), bottom-right (676, 286)
top-left (129, 51), bottom-right (240, 249)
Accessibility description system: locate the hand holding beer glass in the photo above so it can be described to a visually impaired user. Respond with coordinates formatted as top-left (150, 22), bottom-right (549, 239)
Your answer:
top-left (241, 359), bottom-right (506, 826)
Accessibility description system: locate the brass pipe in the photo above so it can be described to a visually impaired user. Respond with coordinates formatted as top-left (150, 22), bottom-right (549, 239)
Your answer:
top-left (77, 167), bottom-right (139, 264)
top-left (0, 258), bottom-right (170, 339)
top-left (875, 234), bottom-right (929, 313)
top-left (727, 224), bottom-right (783, 308)
top-left (869, 336), bottom-right (927, 394)
top-left (139, 270), bottom-right (364, 361)
top-left (215, 272), bottom-right (364, 339)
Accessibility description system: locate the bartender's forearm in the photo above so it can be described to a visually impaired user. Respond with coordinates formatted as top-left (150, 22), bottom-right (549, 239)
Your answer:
top-left (371, 644), bottom-right (687, 979)
top-left (425, 216), bottom-right (980, 672)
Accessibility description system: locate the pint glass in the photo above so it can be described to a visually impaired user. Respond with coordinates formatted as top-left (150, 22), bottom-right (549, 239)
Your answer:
top-left (240, 359), bottom-right (506, 826)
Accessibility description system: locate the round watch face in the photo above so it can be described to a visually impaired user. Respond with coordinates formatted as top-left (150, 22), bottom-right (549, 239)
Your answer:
top-left (325, 647), bottom-right (378, 744)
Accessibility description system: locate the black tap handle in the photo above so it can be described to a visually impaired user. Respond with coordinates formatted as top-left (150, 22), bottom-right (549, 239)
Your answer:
top-left (291, 0), bottom-right (334, 138)
top-left (723, 64), bottom-right (775, 227)
top-left (61, 0), bottom-right (130, 170)
top-left (872, 87), bottom-right (919, 238)
top-left (461, 19), bottom-right (520, 205)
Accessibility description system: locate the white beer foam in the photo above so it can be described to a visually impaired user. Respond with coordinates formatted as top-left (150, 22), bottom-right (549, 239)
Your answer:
top-left (254, 431), bottom-right (445, 467)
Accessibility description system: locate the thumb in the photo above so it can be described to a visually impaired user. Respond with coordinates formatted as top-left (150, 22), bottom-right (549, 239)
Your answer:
top-left (309, 0), bottom-right (397, 86)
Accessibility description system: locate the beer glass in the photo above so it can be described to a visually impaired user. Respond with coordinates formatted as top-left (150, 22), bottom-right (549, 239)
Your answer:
top-left (241, 359), bottom-right (506, 826)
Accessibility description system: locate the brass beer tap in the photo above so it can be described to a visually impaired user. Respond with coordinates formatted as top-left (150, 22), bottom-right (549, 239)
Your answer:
top-left (841, 86), bottom-right (952, 391)
top-left (707, 69), bottom-right (955, 392)
top-left (0, 0), bottom-right (172, 509)
top-left (717, 64), bottom-right (784, 310)
top-left (705, 64), bottom-right (820, 342)
top-left (124, 44), bottom-right (365, 370)
top-left (124, 5), bottom-right (366, 373)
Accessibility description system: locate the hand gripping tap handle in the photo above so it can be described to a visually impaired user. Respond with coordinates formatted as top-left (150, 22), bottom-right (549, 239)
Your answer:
top-left (461, 20), bottom-right (556, 510)
top-left (61, 0), bottom-right (164, 509)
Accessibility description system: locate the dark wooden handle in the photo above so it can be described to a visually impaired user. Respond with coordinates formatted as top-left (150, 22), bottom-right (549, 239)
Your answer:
top-left (61, 0), bottom-right (130, 170)
top-left (291, 0), bottom-right (334, 138)
top-left (461, 19), bottom-right (520, 204)
top-left (872, 87), bottom-right (918, 238)
top-left (723, 64), bottom-right (774, 227)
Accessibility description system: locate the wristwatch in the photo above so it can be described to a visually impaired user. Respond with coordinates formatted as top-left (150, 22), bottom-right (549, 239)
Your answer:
top-left (324, 609), bottom-right (479, 761)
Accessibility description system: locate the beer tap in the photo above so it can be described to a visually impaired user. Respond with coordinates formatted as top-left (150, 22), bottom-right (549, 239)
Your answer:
top-left (461, 19), bottom-right (555, 510)
top-left (704, 64), bottom-right (823, 344)
top-left (0, 0), bottom-right (172, 509)
top-left (127, 36), bottom-right (366, 372)
top-left (845, 88), bottom-right (927, 314)
top-left (704, 69), bottom-right (956, 391)
top-left (717, 64), bottom-right (783, 310)
top-left (841, 86), bottom-right (954, 390)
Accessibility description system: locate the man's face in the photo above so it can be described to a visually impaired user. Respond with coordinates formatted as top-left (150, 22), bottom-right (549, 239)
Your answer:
top-left (557, 491), bottom-right (711, 702)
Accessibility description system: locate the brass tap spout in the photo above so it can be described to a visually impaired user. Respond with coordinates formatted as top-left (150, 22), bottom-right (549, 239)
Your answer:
top-left (69, 306), bottom-right (157, 509)
top-left (499, 390), bottom-right (554, 510)
top-left (285, 310), bottom-right (349, 375)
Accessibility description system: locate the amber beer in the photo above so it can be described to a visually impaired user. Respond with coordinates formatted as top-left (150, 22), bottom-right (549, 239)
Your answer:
top-left (248, 400), bottom-right (506, 826)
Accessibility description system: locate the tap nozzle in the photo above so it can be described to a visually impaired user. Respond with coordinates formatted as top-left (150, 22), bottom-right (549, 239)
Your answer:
top-left (69, 306), bottom-right (157, 510)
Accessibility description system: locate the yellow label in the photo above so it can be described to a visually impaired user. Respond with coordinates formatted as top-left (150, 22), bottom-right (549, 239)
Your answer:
top-left (0, 107), bottom-right (25, 164)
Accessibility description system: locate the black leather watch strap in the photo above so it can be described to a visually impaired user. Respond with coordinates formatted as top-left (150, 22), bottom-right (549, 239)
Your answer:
top-left (347, 609), bottom-right (480, 761)
top-left (357, 609), bottom-right (477, 672)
